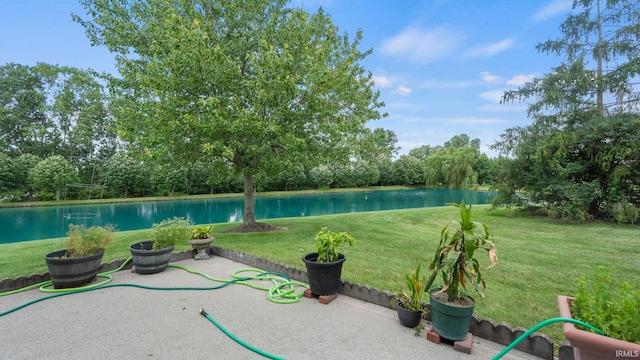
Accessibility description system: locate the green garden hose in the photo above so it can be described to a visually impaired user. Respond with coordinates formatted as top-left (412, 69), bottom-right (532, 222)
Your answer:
top-left (491, 317), bottom-right (605, 360)
top-left (0, 258), bottom-right (307, 359)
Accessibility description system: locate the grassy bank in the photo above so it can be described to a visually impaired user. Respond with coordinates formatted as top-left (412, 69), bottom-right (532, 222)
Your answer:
top-left (1, 205), bottom-right (637, 344)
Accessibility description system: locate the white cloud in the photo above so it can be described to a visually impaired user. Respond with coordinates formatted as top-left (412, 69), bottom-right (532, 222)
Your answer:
top-left (506, 74), bottom-right (535, 86)
top-left (479, 71), bottom-right (502, 84)
top-left (532, 0), bottom-right (572, 22)
top-left (478, 89), bottom-right (505, 103)
top-left (373, 76), bottom-right (392, 88)
top-left (479, 103), bottom-right (529, 112)
top-left (379, 26), bottom-right (461, 63)
top-left (464, 38), bottom-right (515, 58)
top-left (392, 85), bottom-right (413, 96)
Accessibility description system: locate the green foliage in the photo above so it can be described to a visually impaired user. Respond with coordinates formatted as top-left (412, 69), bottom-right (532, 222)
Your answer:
top-left (74, 0), bottom-right (385, 225)
top-left (190, 225), bottom-right (214, 240)
top-left (28, 155), bottom-right (79, 201)
top-left (314, 227), bottom-right (356, 263)
top-left (102, 152), bottom-right (149, 198)
top-left (309, 165), bottom-right (333, 189)
top-left (424, 147), bottom-right (478, 189)
top-left (64, 224), bottom-right (115, 257)
top-left (392, 155), bottom-right (423, 185)
top-left (608, 202), bottom-right (639, 224)
top-left (395, 265), bottom-right (426, 312)
top-left (571, 266), bottom-right (640, 344)
top-left (425, 201), bottom-right (498, 301)
top-left (151, 217), bottom-right (192, 249)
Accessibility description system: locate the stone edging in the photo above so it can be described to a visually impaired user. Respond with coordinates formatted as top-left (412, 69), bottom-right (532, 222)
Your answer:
top-left (0, 246), bottom-right (575, 360)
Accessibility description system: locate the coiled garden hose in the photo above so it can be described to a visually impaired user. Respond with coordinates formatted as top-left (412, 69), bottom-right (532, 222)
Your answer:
top-left (491, 317), bottom-right (604, 360)
top-left (0, 257), bottom-right (307, 359)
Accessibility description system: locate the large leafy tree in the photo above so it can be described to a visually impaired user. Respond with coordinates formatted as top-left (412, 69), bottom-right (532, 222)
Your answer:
top-left (74, 0), bottom-right (384, 227)
top-left (28, 155), bottom-right (79, 201)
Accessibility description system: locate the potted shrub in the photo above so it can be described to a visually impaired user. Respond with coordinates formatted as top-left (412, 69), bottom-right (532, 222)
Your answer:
top-left (558, 266), bottom-right (640, 360)
top-left (302, 227), bottom-right (356, 296)
top-left (394, 264), bottom-right (426, 329)
top-left (130, 217), bottom-right (191, 274)
top-left (44, 224), bottom-right (116, 288)
top-left (424, 200), bottom-right (498, 341)
top-left (189, 225), bottom-right (214, 260)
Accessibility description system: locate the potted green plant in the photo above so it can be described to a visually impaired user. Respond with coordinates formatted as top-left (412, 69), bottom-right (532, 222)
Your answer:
top-left (44, 224), bottom-right (116, 288)
top-left (558, 266), bottom-right (640, 360)
top-left (130, 217), bottom-right (191, 274)
top-left (394, 264), bottom-right (426, 329)
top-left (302, 227), bottom-right (356, 296)
top-left (189, 225), bottom-right (214, 260)
top-left (424, 200), bottom-right (498, 341)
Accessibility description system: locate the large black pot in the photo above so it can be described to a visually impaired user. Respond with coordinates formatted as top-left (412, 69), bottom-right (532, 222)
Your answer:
top-left (302, 252), bottom-right (345, 296)
top-left (429, 289), bottom-right (475, 341)
top-left (130, 240), bottom-right (174, 274)
top-left (44, 249), bottom-right (104, 288)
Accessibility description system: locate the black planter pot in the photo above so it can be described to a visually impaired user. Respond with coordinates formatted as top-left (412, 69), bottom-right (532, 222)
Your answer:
top-left (302, 252), bottom-right (345, 296)
top-left (396, 302), bottom-right (423, 328)
top-left (429, 289), bottom-right (475, 341)
top-left (130, 240), bottom-right (174, 274)
top-left (44, 249), bottom-right (105, 288)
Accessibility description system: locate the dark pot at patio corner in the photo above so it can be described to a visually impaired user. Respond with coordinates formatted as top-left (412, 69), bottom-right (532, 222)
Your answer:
top-left (396, 302), bottom-right (423, 328)
top-left (44, 249), bottom-right (105, 288)
top-left (129, 240), bottom-right (174, 274)
top-left (302, 252), bottom-right (346, 296)
top-left (557, 295), bottom-right (640, 360)
top-left (429, 289), bottom-right (475, 341)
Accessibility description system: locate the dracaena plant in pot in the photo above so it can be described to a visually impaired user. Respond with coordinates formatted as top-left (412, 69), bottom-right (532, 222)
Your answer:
top-left (424, 200), bottom-right (498, 341)
top-left (302, 227), bottom-right (356, 296)
top-left (394, 264), bottom-right (427, 332)
top-left (557, 266), bottom-right (640, 360)
top-left (130, 217), bottom-right (191, 274)
top-left (44, 224), bottom-right (116, 288)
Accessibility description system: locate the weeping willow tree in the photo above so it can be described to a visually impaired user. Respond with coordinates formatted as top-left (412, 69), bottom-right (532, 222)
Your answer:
top-left (424, 147), bottom-right (478, 189)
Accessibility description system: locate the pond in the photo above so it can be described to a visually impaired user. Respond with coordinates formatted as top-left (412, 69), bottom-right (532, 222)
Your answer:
top-left (0, 189), bottom-right (495, 244)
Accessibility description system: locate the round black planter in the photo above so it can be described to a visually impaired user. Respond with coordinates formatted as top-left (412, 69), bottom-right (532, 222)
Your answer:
top-left (396, 302), bottom-right (423, 328)
top-left (130, 240), bottom-right (174, 274)
top-left (302, 252), bottom-right (346, 296)
top-left (44, 249), bottom-right (104, 288)
top-left (429, 290), bottom-right (475, 341)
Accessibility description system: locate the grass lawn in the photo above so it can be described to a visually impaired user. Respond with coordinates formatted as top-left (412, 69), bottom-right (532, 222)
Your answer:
top-left (1, 205), bottom-right (638, 344)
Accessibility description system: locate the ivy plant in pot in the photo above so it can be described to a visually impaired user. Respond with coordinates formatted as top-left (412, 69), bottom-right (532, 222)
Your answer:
top-left (44, 224), bottom-right (116, 288)
top-left (130, 217), bottom-right (191, 274)
top-left (424, 200), bottom-right (498, 341)
top-left (557, 266), bottom-right (640, 360)
top-left (302, 227), bottom-right (356, 296)
top-left (394, 264), bottom-right (427, 331)
top-left (189, 225), bottom-right (214, 260)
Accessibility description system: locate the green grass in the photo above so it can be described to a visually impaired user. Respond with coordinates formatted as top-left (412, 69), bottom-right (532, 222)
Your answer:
top-left (1, 205), bottom-right (638, 344)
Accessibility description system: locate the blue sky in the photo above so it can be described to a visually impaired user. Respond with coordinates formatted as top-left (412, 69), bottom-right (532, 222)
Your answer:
top-left (0, 0), bottom-right (574, 156)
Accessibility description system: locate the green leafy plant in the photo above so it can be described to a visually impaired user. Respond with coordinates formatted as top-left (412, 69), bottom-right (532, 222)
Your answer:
top-left (190, 225), bottom-right (214, 240)
top-left (425, 200), bottom-right (498, 301)
top-left (395, 264), bottom-right (426, 311)
top-left (151, 217), bottom-right (192, 249)
top-left (571, 266), bottom-right (640, 344)
top-left (314, 227), bottom-right (356, 263)
top-left (64, 224), bottom-right (115, 257)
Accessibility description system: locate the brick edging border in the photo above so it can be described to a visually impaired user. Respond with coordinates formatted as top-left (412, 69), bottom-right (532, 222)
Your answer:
top-left (1, 246), bottom-right (575, 360)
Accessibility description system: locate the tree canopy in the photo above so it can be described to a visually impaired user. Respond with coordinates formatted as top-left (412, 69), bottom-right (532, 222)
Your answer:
top-left (74, 0), bottom-right (385, 226)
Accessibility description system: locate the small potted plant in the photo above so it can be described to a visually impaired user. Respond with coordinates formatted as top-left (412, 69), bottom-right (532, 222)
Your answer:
top-left (44, 224), bottom-right (116, 288)
top-left (394, 264), bottom-right (426, 330)
top-left (302, 227), bottom-right (356, 296)
top-left (557, 266), bottom-right (640, 360)
top-left (130, 217), bottom-right (191, 274)
top-left (189, 225), bottom-right (214, 260)
top-left (424, 200), bottom-right (498, 341)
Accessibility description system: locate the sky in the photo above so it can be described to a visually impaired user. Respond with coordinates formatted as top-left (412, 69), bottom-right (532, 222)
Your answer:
top-left (0, 0), bottom-right (575, 157)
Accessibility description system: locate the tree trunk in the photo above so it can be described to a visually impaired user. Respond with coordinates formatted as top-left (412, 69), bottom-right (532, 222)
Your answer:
top-left (243, 172), bottom-right (256, 225)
